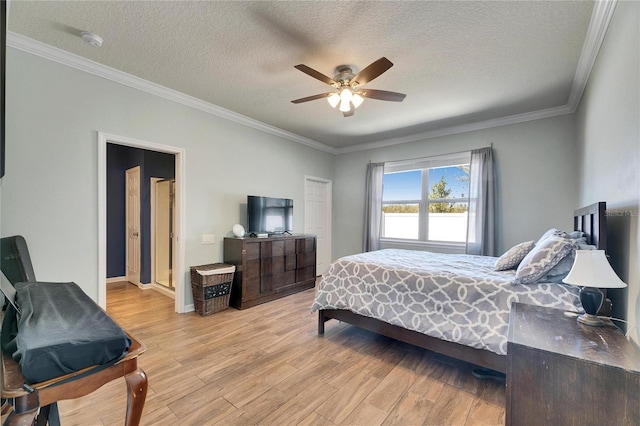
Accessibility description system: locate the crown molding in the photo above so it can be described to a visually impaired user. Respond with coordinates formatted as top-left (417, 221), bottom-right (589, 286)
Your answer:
top-left (7, 0), bottom-right (615, 156)
top-left (7, 31), bottom-right (338, 155)
top-left (567, 0), bottom-right (618, 111)
top-left (335, 104), bottom-right (574, 154)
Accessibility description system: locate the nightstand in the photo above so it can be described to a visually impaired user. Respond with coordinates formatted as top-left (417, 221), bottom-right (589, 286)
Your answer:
top-left (506, 303), bottom-right (640, 426)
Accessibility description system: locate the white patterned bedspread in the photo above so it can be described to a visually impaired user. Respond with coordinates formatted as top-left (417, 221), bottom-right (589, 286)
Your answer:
top-left (311, 249), bottom-right (582, 355)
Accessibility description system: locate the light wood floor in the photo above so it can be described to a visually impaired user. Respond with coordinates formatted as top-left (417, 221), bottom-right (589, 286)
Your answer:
top-left (58, 282), bottom-right (506, 425)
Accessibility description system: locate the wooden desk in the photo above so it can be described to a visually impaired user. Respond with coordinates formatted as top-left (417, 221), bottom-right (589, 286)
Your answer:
top-left (506, 303), bottom-right (640, 426)
top-left (1, 331), bottom-right (147, 425)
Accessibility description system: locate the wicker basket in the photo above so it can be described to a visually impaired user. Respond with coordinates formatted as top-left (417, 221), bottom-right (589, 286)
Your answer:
top-left (190, 263), bottom-right (235, 316)
top-left (193, 294), bottom-right (231, 316)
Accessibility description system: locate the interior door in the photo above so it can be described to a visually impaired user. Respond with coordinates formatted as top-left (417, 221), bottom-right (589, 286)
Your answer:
top-left (126, 166), bottom-right (141, 285)
top-left (154, 179), bottom-right (175, 289)
top-left (304, 177), bottom-right (332, 275)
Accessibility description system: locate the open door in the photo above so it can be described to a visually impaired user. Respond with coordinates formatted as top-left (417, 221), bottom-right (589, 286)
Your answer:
top-left (153, 179), bottom-right (176, 290)
top-left (125, 166), bottom-right (141, 286)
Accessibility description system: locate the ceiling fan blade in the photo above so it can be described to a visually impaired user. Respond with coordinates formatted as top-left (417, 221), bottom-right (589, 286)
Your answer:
top-left (352, 57), bottom-right (393, 86)
top-left (343, 106), bottom-right (355, 117)
top-left (291, 93), bottom-right (333, 104)
top-left (294, 64), bottom-right (337, 86)
top-left (360, 89), bottom-right (406, 102)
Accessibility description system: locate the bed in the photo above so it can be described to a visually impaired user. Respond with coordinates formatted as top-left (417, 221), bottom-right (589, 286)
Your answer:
top-left (312, 202), bottom-right (607, 374)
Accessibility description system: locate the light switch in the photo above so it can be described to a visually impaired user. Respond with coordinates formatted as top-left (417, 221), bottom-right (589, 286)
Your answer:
top-left (202, 234), bottom-right (215, 244)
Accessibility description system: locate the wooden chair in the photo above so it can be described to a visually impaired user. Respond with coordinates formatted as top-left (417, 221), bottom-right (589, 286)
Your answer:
top-left (0, 236), bottom-right (148, 425)
top-left (1, 332), bottom-right (146, 425)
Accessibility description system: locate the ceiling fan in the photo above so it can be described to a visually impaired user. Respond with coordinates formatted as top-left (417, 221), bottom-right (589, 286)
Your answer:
top-left (291, 57), bottom-right (406, 117)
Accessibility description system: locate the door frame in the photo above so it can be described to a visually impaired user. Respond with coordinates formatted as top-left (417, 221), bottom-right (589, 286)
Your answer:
top-left (304, 175), bottom-right (332, 275)
top-left (98, 132), bottom-right (187, 313)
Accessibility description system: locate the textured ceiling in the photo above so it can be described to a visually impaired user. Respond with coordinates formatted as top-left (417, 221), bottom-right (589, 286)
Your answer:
top-left (8, 1), bottom-right (597, 151)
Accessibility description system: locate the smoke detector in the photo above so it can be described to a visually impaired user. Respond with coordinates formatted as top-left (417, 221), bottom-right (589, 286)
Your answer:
top-left (81, 31), bottom-right (103, 47)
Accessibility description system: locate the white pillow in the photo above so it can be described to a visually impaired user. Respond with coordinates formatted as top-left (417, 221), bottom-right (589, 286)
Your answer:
top-left (494, 241), bottom-right (536, 271)
top-left (513, 236), bottom-right (577, 284)
top-left (536, 228), bottom-right (569, 245)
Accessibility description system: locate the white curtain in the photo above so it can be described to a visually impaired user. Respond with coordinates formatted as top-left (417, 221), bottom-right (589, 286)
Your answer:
top-left (363, 162), bottom-right (385, 252)
top-left (466, 147), bottom-right (496, 256)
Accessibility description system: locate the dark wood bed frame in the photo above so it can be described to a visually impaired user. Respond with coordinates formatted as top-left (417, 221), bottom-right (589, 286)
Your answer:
top-left (318, 202), bottom-right (608, 374)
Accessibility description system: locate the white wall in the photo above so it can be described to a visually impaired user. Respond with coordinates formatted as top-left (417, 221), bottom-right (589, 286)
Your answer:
top-left (575, 0), bottom-right (639, 344)
top-left (2, 48), bottom-right (334, 304)
top-left (333, 115), bottom-right (579, 259)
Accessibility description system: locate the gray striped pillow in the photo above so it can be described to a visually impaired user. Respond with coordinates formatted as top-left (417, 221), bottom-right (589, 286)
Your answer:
top-left (513, 236), bottom-right (577, 284)
top-left (494, 241), bottom-right (536, 271)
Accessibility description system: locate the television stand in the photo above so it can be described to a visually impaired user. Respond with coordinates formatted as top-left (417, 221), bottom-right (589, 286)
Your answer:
top-left (223, 234), bottom-right (316, 309)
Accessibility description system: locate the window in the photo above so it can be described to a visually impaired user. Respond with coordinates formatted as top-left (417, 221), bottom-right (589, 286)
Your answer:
top-left (382, 153), bottom-right (470, 244)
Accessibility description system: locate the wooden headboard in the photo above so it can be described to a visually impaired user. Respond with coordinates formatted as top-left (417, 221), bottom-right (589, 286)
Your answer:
top-left (573, 201), bottom-right (607, 251)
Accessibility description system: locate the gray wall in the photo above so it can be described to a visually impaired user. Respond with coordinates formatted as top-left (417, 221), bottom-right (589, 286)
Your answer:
top-left (575, 0), bottom-right (639, 344)
top-left (332, 115), bottom-right (579, 260)
top-left (1, 48), bottom-right (334, 304)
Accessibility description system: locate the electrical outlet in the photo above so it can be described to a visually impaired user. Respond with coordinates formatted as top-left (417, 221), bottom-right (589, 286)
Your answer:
top-left (201, 234), bottom-right (215, 245)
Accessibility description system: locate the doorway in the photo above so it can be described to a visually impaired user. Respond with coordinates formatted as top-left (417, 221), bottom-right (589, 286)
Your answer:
top-left (98, 132), bottom-right (187, 313)
top-left (304, 176), bottom-right (332, 275)
top-left (151, 178), bottom-right (176, 295)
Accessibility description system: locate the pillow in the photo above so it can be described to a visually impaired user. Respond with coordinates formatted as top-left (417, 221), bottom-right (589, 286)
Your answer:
top-left (568, 231), bottom-right (585, 239)
top-left (513, 236), bottom-right (577, 285)
top-left (544, 250), bottom-right (576, 282)
top-left (494, 241), bottom-right (536, 271)
top-left (544, 241), bottom-right (597, 282)
top-left (572, 236), bottom-right (598, 250)
top-left (536, 228), bottom-right (569, 245)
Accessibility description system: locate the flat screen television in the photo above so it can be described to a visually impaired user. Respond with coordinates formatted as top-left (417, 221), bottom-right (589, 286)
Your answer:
top-left (247, 195), bottom-right (293, 235)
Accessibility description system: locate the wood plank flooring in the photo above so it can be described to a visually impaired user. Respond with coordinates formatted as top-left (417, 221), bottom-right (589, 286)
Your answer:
top-left (58, 282), bottom-right (505, 425)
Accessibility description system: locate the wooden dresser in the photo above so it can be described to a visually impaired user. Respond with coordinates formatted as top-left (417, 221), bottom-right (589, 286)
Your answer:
top-left (223, 234), bottom-right (316, 309)
top-left (506, 303), bottom-right (640, 426)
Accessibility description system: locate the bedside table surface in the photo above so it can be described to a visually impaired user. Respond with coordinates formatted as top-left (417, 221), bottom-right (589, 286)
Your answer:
top-left (508, 303), bottom-right (640, 372)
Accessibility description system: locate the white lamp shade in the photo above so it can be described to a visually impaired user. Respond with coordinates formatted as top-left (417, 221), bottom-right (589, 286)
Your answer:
top-left (339, 88), bottom-right (353, 112)
top-left (351, 93), bottom-right (364, 108)
top-left (340, 87), bottom-right (353, 103)
top-left (339, 98), bottom-right (351, 112)
top-left (327, 93), bottom-right (340, 108)
top-left (563, 250), bottom-right (627, 289)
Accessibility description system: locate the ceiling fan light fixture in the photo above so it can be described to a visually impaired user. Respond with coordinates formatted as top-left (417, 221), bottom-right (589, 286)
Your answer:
top-left (339, 87), bottom-right (353, 112)
top-left (339, 98), bottom-right (351, 112)
top-left (351, 93), bottom-right (364, 108)
top-left (291, 57), bottom-right (405, 117)
top-left (327, 93), bottom-right (340, 108)
top-left (340, 87), bottom-right (353, 103)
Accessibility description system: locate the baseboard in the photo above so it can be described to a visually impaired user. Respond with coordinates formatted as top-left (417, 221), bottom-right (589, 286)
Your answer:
top-left (185, 303), bottom-right (194, 313)
top-left (137, 282), bottom-right (152, 290)
top-left (106, 276), bottom-right (126, 284)
top-left (151, 283), bottom-right (175, 299)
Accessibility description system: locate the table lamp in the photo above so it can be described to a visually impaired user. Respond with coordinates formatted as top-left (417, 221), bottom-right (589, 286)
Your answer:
top-left (563, 250), bottom-right (627, 326)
